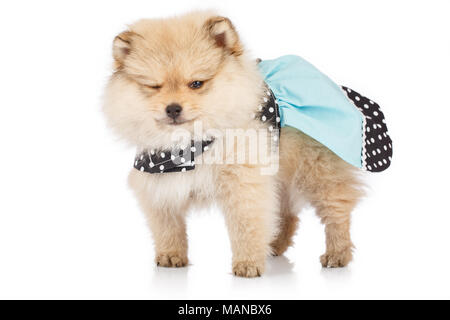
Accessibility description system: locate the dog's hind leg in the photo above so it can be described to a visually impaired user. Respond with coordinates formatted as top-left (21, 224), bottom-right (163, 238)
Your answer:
top-left (308, 168), bottom-right (364, 268)
top-left (270, 191), bottom-right (299, 256)
top-left (279, 127), bottom-right (364, 267)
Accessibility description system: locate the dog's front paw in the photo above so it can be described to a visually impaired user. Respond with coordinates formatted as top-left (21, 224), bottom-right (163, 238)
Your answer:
top-left (232, 261), bottom-right (265, 278)
top-left (156, 253), bottom-right (188, 268)
top-left (320, 249), bottom-right (352, 268)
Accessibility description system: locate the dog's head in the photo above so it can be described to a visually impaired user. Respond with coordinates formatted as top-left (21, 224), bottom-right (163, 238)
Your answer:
top-left (103, 11), bottom-right (262, 148)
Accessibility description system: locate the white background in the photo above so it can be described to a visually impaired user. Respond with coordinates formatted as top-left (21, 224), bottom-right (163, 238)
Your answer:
top-left (0, 0), bottom-right (449, 300)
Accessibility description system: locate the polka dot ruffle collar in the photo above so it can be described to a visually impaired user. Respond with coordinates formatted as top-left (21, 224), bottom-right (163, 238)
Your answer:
top-left (257, 88), bottom-right (282, 138)
top-left (134, 139), bottom-right (214, 174)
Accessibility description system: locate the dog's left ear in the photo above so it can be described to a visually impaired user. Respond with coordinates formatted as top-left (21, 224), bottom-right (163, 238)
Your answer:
top-left (205, 16), bottom-right (243, 56)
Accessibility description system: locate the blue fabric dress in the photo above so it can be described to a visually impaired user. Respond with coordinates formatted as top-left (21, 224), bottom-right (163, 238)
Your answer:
top-left (258, 55), bottom-right (392, 172)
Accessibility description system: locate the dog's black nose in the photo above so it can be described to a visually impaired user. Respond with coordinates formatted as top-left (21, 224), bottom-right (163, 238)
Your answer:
top-left (165, 103), bottom-right (183, 119)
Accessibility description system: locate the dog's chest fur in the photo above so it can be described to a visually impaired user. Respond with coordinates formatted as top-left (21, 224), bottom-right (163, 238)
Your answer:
top-left (128, 163), bottom-right (217, 208)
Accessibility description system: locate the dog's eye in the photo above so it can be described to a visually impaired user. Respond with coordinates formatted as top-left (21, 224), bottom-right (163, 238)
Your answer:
top-left (145, 84), bottom-right (162, 90)
top-left (189, 81), bottom-right (204, 89)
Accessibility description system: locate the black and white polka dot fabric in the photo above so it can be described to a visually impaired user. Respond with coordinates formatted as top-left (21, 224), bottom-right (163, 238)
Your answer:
top-left (256, 87), bottom-right (281, 140)
top-left (134, 139), bottom-right (214, 174)
top-left (341, 86), bottom-right (392, 172)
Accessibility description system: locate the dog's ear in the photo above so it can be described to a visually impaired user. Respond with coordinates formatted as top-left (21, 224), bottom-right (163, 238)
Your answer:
top-left (205, 16), bottom-right (243, 56)
top-left (112, 31), bottom-right (136, 69)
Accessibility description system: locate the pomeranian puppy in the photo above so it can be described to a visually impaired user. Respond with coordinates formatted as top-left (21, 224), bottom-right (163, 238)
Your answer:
top-left (103, 11), bottom-right (364, 277)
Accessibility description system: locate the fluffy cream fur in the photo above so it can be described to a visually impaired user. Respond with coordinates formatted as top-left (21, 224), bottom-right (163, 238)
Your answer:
top-left (103, 11), bottom-right (364, 277)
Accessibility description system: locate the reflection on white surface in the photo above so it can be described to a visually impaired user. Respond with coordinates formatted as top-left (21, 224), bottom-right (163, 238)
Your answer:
top-left (149, 253), bottom-right (302, 300)
top-left (152, 265), bottom-right (190, 287)
top-left (266, 256), bottom-right (295, 276)
top-left (320, 266), bottom-right (352, 282)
